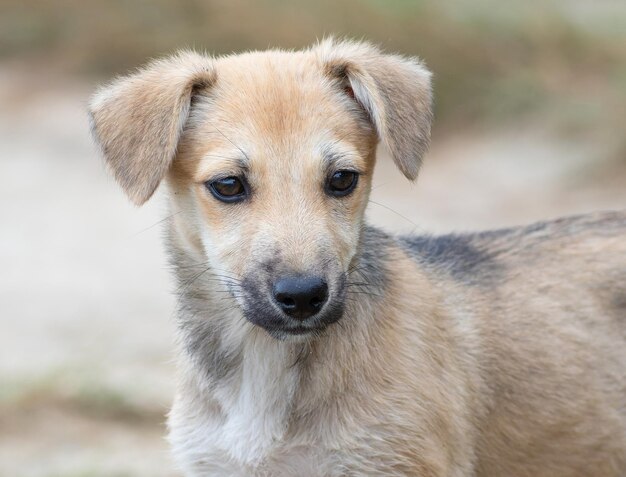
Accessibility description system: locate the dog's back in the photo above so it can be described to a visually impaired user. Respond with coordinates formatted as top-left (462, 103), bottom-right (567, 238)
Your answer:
top-left (404, 210), bottom-right (626, 476)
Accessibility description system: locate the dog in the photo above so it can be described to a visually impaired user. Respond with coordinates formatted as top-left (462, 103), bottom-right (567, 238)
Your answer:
top-left (89, 39), bottom-right (626, 476)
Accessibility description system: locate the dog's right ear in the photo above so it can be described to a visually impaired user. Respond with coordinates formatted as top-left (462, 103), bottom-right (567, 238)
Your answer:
top-left (89, 52), bottom-right (215, 205)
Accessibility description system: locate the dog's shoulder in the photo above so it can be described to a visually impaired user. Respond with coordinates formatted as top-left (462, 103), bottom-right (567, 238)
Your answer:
top-left (398, 210), bottom-right (626, 284)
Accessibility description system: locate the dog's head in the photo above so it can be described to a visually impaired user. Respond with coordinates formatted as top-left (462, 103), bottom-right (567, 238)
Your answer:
top-left (90, 39), bottom-right (432, 339)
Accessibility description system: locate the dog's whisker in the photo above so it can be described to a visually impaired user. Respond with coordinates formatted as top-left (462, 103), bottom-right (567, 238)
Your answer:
top-left (202, 153), bottom-right (250, 161)
top-left (131, 210), bottom-right (182, 237)
top-left (345, 281), bottom-right (375, 287)
top-left (367, 199), bottom-right (423, 231)
top-left (174, 262), bottom-right (211, 270)
top-left (210, 127), bottom-right (251, 163)
top-left (177, 266), bottom-right (212, 291)
top-left (347, 291), bottom-right (383, 299)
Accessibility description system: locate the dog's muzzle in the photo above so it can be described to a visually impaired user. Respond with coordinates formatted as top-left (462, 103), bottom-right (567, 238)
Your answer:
top-left (240, 271), bottom-right (346, 338)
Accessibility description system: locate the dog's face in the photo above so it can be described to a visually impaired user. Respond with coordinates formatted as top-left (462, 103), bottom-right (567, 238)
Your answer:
top-left (170, 56), bottom-right (377, 337)
top-left (89, 40), bottom-right (432, 339)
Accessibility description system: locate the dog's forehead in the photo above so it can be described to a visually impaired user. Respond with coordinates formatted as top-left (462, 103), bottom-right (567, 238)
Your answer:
top-left (181, 50), bottom-right (373, 173)
top-left (208, 51), bottom-right (344, 134)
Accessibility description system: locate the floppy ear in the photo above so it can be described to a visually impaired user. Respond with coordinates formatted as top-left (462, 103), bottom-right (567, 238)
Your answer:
top-left (89, 51), bottom-right (215, 205)
top-left (316, 39), bottom-right (433, 181)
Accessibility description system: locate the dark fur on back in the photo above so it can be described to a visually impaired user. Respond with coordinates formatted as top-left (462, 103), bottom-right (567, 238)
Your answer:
top-left (400, 211), bottom-right (626, 287)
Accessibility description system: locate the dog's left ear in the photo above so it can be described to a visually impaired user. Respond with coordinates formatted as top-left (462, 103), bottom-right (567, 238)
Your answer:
top-left (317, 39), bottom-right (433, 180)
top-left (89, 51), bottom-right (215, 205)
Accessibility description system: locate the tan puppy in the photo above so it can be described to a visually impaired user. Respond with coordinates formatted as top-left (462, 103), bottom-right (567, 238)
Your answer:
top-left (89, 39), bottom-right (626, 476)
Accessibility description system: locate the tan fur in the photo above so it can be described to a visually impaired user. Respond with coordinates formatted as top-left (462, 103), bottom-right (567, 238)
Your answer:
top-left (90, 39), bottom-right (626, 476)
top-left (89, 51), bottom-right (215, 205)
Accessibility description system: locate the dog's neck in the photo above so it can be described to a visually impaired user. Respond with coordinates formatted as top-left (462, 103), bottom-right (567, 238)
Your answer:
top-left (168, 224), bottom-right (397, 462)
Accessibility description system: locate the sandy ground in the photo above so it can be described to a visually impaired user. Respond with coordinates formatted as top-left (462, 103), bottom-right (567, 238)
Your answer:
top-left (0, 67), bottom-right (624, 476)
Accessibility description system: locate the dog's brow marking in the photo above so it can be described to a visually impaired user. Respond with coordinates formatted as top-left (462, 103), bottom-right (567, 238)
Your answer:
top-left (320, 144), bottom-right (363, 175)
top-left (202, 155), bottom-right (250, 176)
top-left (322, 149), bottom-right (359, 163)
top-left (203, 153), bottom-right (249, 163)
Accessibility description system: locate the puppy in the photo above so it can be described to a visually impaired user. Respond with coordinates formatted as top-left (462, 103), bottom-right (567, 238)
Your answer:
top-left (89, 39), bottom-right (626, 476)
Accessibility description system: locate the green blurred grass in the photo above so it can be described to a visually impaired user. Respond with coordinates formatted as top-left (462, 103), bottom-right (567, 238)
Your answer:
top-left (1, 371), bottom-right (164, 425)
top-left (2, 0), bottom-right (625, 149)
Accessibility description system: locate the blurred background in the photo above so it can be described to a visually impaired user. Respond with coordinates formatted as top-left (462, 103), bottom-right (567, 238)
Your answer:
top-left (1, 0), bottom-right (624, 475)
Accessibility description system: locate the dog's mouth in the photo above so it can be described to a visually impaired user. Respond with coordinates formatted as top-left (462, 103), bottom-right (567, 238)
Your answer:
top-left (261, 326), bottom-right (322, 342)
top-left (280, 323), bottom-right (331, 336)
top-left (244, 300), bottom-right (345, 339)
top-left (283, 325), bottom-right (317, 335)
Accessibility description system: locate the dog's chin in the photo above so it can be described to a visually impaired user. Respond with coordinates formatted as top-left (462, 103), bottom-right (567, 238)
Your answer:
top-left (266, 326), bottom-right (327, 342)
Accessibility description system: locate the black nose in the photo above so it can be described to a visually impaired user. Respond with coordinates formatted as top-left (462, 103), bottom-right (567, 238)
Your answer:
top-left (272, 275), bottom-right (329, 320)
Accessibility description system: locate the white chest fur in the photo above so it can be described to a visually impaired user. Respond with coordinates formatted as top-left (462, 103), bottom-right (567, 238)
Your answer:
top-left (168, 336), bottom-right (317, 476)
top-left (212, 339), bottom-right (299, 464)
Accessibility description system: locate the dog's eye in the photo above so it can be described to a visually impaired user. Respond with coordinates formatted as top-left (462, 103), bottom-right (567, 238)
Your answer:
top-left (207, 176), bottom-right (247, 203)
top-left (327, 170), bottom-right (358, 197)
